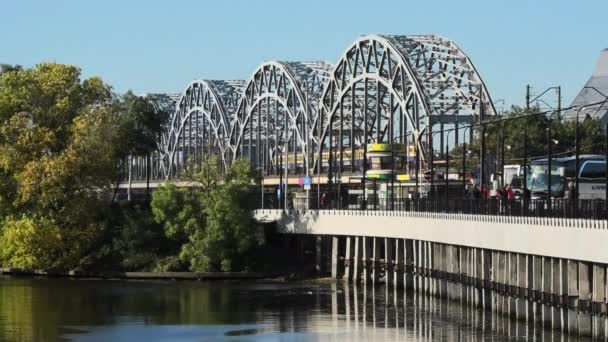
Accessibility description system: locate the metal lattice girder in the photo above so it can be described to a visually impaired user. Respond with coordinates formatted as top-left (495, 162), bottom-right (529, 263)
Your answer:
top-left (228, 61), bottom-right (332, 176)
top-left (157, 34), bottom-right (495, 180)
top-left (161, 79), bottom-right (244, 179)
top-left (315, 34), bottom-right (496, 171)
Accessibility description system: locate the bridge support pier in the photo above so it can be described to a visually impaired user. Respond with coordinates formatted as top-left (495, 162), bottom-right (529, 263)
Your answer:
top-left (316, 232), bottom-right (608, 339)
top-left (394, 238), bottom-right (404, 288)
top-left (353, 237), bottom-right (361, 283)
top-left (343, 237), bottom-right (353, 282)
top-left (384, 238), bottom-right (394, 286)
top-left (363, 237), bottom-right (372, 284)
top-left (578, 261), bottom-right (592, 337)
top-left (331, 236), bottom-right (339, 279)
top-left (371, 238), bottom-right (380, 284)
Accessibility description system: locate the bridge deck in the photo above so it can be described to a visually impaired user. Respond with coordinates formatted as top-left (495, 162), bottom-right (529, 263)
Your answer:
top-left (256, 209), bottom-right (608, 264)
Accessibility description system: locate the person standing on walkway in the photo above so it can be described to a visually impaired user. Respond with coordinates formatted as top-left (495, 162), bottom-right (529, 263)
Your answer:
top-left (565, 182), bottom-right (576, 217)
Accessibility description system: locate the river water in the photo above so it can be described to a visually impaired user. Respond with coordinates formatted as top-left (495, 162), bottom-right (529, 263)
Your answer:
top-left (0, 276), bottom-right (578, 341)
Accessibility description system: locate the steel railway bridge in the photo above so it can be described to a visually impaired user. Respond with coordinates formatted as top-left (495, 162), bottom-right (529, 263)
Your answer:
top-left (118, 36), bottom-right (608, 338)
top-left (123, 34), bottom-right (497, 202)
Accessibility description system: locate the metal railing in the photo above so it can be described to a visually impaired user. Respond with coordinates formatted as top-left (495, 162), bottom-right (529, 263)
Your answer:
top-left (255, 193), bottom-right (608, 221)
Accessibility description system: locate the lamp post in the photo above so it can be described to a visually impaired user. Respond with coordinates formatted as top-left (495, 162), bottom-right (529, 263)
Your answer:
top-left (430, 131), bottom-right (444, 199)
top-left (500, 122), bottom-right (505, 188)
top-left (575, 106), bottom-right (587, 201)
top-left (461, 126), bottom-right (471, 191)
top-left (415, 132), bottom-right (423, 200)
top-left (279, 145), bottom-right (284, 211)
top-left (445, 130), bottom-right (456, 207)
top-left (546, 109), bottom-right (560, 212)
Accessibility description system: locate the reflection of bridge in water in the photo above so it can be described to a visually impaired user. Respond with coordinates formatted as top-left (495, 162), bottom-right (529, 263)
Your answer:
top-left (327, 282), bottom-right (569, 341)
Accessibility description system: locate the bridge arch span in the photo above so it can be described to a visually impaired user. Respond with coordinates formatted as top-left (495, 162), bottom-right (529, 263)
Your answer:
top-left (315, 34), bottom-right (496, 176)
top-left (229, 61), bottom-right (332, 177)
top-left (162, 79), bottom-right (243, 179)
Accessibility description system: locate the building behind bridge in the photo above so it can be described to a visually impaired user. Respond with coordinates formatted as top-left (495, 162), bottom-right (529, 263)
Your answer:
top-left (563, 48), bottom-right (608, 125)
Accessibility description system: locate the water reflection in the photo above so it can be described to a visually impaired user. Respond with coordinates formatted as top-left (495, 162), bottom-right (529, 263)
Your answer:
top-left (0, 276), bottom-right (587, 341)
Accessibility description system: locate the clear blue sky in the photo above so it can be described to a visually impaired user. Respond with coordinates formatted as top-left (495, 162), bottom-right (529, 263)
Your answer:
top-left (2, 0), bottom-right (606, 108)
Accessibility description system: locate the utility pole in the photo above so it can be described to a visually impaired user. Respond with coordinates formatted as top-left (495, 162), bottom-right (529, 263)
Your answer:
top-left (557, 86), bottom-right (562, 117)
top-left (525, 84), bottom-right (531, 112)
top-left (480, 89), bottom-right (486, 188)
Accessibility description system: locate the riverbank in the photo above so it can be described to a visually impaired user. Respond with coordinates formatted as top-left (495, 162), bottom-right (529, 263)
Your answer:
top-left (0, 267), bottom-right (264, 281)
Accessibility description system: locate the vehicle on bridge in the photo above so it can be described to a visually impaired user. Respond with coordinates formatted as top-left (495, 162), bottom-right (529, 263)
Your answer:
top-left (528, 155), bottom-right (606, 200)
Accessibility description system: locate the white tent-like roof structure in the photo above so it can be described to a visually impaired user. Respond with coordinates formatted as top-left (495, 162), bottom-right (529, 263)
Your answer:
top-left (563, 49), bottom-right (608, 124)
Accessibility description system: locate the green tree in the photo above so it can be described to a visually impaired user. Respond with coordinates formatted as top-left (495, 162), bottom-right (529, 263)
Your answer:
top-left (113, 92), bottom-right (167, 198)
top-left (0, 63), bottom-right (123, 270)
top-left (449, 106), bottom-right (606, 177)
top-left (151, 157), bottom-right (261, 272)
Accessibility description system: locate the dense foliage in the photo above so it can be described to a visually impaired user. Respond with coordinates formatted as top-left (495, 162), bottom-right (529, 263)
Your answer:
top-left (151, 157), bottom-right (261, 272)
top-left (447, 106), bottom-right (606, 173)
top-left (0, 63), bottom-right (116, 269)
top-left (0, 63), bottom-right (261, 272)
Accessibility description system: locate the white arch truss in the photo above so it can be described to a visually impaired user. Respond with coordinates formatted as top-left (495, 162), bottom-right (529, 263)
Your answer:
top-left (315, 34), bottom-right (496, 173)
top-left (228, 60), bottom-right (332, 176)
top-left (161, 79), bottom-right (243, 179)
top-left (153, 34), bottom-right (495, 180)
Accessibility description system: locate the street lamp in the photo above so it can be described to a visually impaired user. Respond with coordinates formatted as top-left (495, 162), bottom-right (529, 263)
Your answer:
top-left (461, 126), bottom-right (472, 191)
top-left (575, 106), bottom-right (588, 201)
top-left (546, 109), bottom-right (561, 211)
top-left (445, 129), bottom-right (457, 207)
top-left (430, 130), bottom-right (445, 198)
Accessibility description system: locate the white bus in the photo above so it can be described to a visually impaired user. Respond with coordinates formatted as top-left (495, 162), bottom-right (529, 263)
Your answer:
top-left (528, 155), bottom-right (606, 200)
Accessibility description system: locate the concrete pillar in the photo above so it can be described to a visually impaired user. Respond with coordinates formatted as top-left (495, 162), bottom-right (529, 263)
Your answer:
top-left (353, 237), bottom-right (361, 283)
top-left (578, 261), bottom-right (592, 337)
top-left (445, 245), bottom-right (454, 300)
top-left (315, 236), bottom-right (322, 274)
top-left (542, 257), bottom-right (553, 326)
top-left (372, 237), bottom-right (380, 284)
top-left (473, 248), bottom-right (482, 307)
top-left (559, 259), bottom-right (569, 332)
top-left (394, 239), bottom-right (404, 288)
top-left (331, 236), bottom-right (339, 279)
top-left (460, 246), bottom-right (469, 301)
top-left (363, 237), bottom-right (372, 284)
top-left (420, 241), bottom-right (427, 293)
top-left (385, 238), bottom-right (394, 286)
top-left (567, 260), bottom-right (579, 335)
top-left (343, 237), bottom-right (353, 281)
top-left (532, 256), bottom-right (543, 321)
top-left (491, 251), bottom-right (499, 313)
top-left (508, 252), bottom-right (518, 317)
top-left (405, 239), bottom-right (414, 291)
top-left (516, 253), bottom-right (527, 320)
top-left (452, 246), bottom-right (462, 302)
top-left (551, 258), bottom-right (562, 330)
top-left (413, 240), bottom-right (420, 291)
top-left (481, 249), bottom-right (492, 309)
top-left (440, 244), bottom-right (448, 299)
top-left (430, 242), bottom-right (438, 296)
top-left (592, 264), bottom-right (606, 339)
top-left (426, 241), bottom-right (433, 295)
